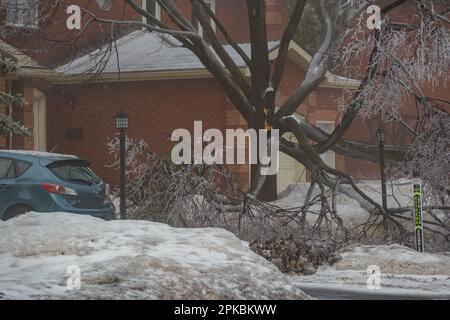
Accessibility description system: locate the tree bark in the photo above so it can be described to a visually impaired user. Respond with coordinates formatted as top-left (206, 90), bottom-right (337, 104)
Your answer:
top-left (246, 0), bottom-right (278, 201)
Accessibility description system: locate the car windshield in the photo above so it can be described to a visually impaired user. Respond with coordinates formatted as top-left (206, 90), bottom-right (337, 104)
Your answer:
top-left (47, 160), bottom-right (101, 185)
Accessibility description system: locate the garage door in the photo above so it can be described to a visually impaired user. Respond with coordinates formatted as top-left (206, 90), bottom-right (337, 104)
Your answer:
top-left (277, 132), bottom-right (306, 193)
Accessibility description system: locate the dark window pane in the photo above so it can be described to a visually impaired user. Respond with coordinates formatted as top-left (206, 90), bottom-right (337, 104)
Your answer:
top-left (15, 161), bottom-right (32, 178)
top-left (48, 161), bottom-right (101, 185)
top-left (6, 165), bottom-right (15, 179)
top-left (0, 159), bottom-right (14, 179)
top-left (146, 0), bottom-right (156, 16)
top-left (6, 0), bottom-right (38, 26)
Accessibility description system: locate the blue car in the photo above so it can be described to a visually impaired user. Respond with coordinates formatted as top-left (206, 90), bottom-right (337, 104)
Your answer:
top-left (0, 150), bottom-right (115, 221)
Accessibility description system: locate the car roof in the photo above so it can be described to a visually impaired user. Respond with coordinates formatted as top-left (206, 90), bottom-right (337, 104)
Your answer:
top-left (0, 150), bottom-right (79, 163)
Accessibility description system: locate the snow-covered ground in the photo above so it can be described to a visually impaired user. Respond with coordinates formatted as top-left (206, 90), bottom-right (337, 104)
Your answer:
top-left (276, 181), bottom-right (449, 298)
top-left (1, 181), bottom-right (449, 300)
top-left (276, 180), bottom-right (448, 233)
top-left (0, 212), bottom-right (308, 300)
top-left (292, 244), bottom-right (450, 298)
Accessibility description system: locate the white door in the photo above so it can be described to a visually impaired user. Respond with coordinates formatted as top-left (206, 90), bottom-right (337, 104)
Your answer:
top-left (33, 89), bottom-right (47, 151)
top-left (277, 132), bottom-right (307, 193)
top-left (276, 112), bottom-right (307, 193)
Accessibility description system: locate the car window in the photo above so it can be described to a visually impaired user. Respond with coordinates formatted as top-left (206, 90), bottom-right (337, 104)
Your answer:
top-left (15, 160), bottom-right (32, 178)
top-left (0, 158), bottom-right (15, 179)
top-left (47, 160), bottom-right (101, 185)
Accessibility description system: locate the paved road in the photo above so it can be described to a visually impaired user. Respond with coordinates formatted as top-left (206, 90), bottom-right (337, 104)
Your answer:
top-left (300, 287), bottom-right (450, 300)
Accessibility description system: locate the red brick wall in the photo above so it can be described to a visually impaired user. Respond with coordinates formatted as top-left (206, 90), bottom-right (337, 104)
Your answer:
top-left (265, 0), bottom-right (288, 41)
top-left (3, 0), bottom-right (288, 67)
top-left (2, 0), bottom-right (142, 67)
top-left (48, 60), bottom-right (326, 190)
top-left (49, 78), bottom-right (228, 186)
top-left (10, 79), bottom-right (34, 150)
top-left (214, 0), bottom-right (288, 43)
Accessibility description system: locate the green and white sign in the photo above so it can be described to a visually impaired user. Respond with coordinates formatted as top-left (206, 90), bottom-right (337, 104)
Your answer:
top-left (412, 179), bottom-right (424, 252)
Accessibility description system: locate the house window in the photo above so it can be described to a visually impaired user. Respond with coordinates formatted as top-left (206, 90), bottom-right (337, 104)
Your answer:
top-left (316, 121), bottom-right (336, 169)
top-left (96, 0), bottom-right (113, 11)
top-left (5, 0), bottom-right (38, 27)
top-left (142, 0), bottom-right (161, 24)
top-left (192, 0), bottom-right (216, 39)
top-left (0, 158), bottom-right (15, 179)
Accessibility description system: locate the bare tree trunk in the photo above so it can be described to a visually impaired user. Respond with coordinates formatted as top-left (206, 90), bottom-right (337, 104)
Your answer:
top-left (246, 0), bottom-right (277, 202)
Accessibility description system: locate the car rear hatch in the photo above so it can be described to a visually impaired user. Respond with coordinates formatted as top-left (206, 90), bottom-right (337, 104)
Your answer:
top-left (44, 159), bottom-right (110, 209)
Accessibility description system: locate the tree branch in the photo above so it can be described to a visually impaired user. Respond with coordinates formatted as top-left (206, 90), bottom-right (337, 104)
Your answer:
top-left (271, 0), bottom-right (307, 92)
top-left (197, 0), bottom-right (251, 68)
top-left (192, 0), bottom-right (251, 95)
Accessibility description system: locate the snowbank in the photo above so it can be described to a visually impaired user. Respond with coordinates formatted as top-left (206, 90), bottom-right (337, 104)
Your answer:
top-left (292, 244), bottom-right (450, 298)
top-left (335, 244), bottom-right (450, 275)
top-left (0, 212), bottom-right (308, 300)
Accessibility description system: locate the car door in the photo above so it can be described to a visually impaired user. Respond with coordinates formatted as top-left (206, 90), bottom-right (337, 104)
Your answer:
top-left (0, 158), bottom-right (17, 217)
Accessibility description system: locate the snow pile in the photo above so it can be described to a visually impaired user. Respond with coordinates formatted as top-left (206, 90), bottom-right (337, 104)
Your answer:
top-left (0, 212), bottom-right (308, 300)
top-left (292, 244), bottom-right (450, 297)
top-left (335, 244), bottom-right (450, 275)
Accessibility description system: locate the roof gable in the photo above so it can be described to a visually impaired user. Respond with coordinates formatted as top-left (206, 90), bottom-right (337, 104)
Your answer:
top-left (0, 39), bottom-right (36, 68)
top-left (0, 40), bottom-right (54, 78)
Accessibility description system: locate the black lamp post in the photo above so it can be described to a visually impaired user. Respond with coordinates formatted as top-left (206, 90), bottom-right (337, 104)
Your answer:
top-left (376, 126), bottom-right (388, 211)
top-left (115, 112), bottom-right (128, 220)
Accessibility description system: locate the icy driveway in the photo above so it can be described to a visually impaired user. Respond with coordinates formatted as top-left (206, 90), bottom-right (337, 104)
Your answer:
top-left (0, 212), bottom-right (307, 300)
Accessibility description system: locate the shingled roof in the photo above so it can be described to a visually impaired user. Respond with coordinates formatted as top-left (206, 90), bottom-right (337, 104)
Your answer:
top-left (54, 30), bottom-right (359, 89)
top-left (57, 30), bottom-right (279, 75)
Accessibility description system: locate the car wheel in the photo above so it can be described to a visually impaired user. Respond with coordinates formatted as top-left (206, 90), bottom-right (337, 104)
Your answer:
top-left (2, 205), bottom-right (34, 221)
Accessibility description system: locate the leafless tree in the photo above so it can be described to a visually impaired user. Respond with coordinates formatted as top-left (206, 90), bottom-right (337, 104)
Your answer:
top-left (106, 136), bottom-right (244, 228)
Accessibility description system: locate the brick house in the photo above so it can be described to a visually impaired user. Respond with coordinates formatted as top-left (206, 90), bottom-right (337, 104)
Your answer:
top-left (1, 1), bottom-right (445, 192)
top-left (1, 0), bottom-right (359, 193)
top-left (50, 29), bottom-right (358, 191)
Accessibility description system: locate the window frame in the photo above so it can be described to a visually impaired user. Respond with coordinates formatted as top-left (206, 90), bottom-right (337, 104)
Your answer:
top-left (0, 158), bottom-right (15, 180)
top-left (14, 160), bottom-right (32, 178)
top-left (5, 0), bottom-right (39, 29)
top-left (142, 0), bottom-right (162, 25)
top-left (96, 0), bottom-right (113, 11)
top-left (0, 157), bottom-right (33, 180)
top-left (193, 0), bottom-right (217, 39)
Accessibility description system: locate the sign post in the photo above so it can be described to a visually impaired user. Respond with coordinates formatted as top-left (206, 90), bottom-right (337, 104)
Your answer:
top-left (412, 179), bottom-right (424, 252)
